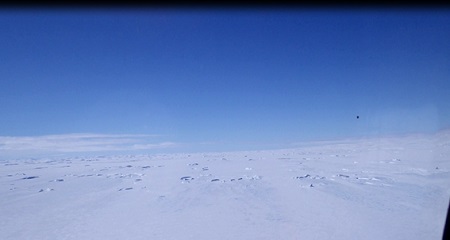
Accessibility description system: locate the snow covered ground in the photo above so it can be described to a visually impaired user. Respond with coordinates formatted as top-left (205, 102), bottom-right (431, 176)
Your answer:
top-left (1, 131), bottom-right (449, 240)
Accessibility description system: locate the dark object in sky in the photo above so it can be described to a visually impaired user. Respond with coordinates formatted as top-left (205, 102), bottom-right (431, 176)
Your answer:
top-left (356, 116), bottom-right (359, 119)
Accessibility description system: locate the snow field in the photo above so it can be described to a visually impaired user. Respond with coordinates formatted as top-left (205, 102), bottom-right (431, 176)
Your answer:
top-left (1, 132), bottom-right (449, 239)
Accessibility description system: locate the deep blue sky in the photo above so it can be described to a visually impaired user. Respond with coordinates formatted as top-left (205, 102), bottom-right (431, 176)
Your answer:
top-left (1, 9), bottom-right (449, 155)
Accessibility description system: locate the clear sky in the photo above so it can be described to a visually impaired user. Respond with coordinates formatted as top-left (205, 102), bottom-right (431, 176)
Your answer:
top-left (1, 8), bottom-right (450, 157)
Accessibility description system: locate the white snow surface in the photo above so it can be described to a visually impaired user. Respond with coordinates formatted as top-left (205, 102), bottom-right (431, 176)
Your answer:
top-left (1, 132), bottom-right (450, 240)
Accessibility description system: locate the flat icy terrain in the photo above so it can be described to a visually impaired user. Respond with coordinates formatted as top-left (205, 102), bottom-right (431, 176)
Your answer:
top-left (1, 132), bottom-right (449, 240)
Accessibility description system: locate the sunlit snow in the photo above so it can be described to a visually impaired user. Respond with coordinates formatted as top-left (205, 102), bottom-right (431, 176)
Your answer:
top-left (1, 131), bottom-right (449, 239)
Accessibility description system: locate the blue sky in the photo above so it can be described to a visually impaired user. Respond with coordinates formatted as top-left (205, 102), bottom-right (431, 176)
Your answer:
top-left (1, 9), bottom-right (449, 157)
